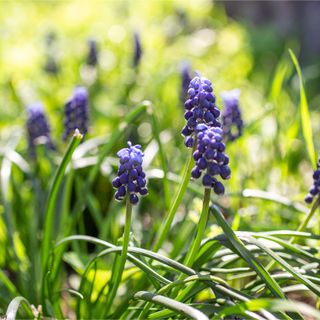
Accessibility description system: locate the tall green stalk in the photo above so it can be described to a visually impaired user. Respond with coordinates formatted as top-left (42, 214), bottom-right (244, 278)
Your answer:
top-left (103, 197), bottom-right (132, 317)
top-left (291, 195), bottom-right (320, 243)
top-left (153, 147), bottom-right (194, 252)
top-left (169, 188), bottom-right (212, 302)
top-left (184, 188), bottom-right (211, 267)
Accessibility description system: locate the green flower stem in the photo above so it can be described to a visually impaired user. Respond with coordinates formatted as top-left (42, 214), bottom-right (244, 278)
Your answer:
top-left (153, 147), bottom-right (194, 252)
top-left (168, 188), bottom-right (212, 302)
top-left (184, 188), bottom-right (211, 267)
top-left (104, 197), bottom-right (132, 316)
top-left (291, 195), bottom-right (320, 243)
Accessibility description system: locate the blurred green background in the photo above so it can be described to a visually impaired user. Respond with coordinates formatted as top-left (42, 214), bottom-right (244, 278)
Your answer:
top-left (0, 0), bottom-right (319, 260)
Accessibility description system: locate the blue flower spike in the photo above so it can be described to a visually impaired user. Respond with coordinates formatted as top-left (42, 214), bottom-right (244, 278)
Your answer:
top-left (86, 39), bottom-right (99, 66)
top-left (181, 75), bottom-right (221, 148)
top-left (63, 86), bottom-right (89, 141)
top-left (112, 142), bottom-right (148, 205)
top-left (221, 89), bottom-right (243, 142)
top-left (26, 102), bottom-right (54, 155)
top-left (191, 124), bottom-right (230, 195)
top-left (133, 32), bottom-right (142, 67)
top-left (180, 62), bottom-right (192, 104)
top-left (305, 156), bottom-right (320, 204)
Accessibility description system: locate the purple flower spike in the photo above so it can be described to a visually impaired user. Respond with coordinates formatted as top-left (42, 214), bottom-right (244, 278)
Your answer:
top-left (221, 89), bottom-right (243, 142)
top-left (181, 75), bottom-right (221, 148)
top-left (305, 156), bottom-right (320, 204)
top-left (86, 39), bottom-right (99, 66)
top-left (133, 32), bottom-right (142, 67)
top-left (180, 62), bottom-right (192, 104)
top-left (191, 124), bottom-right (230, 195)
top-left (112, 142), bottom-right (148, 205)
top-left (63, 87), bottom-right (89, 141)
top-left (26, 103), bottom-right (54, 155)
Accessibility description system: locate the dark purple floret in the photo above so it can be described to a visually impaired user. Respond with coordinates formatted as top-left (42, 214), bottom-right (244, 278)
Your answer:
top-left (181, 75), bottom-right (221, 148)
top-left (112, 142), bottom-right (148, 205)
top-left (191, 124), bottom-right (230, 195)
top-left (26, 103), bottom-right (54, 156)
top-left (86, 39), bottom-right (99, 66)
top-left (180, 62), bottom-right (192, 104)
top-left (63, 87), bottom-right (89, 141)
top-left (221, 89), bottom-right (243, 142)
top-left (133, 32), bottom-right (142, 67)
top-left (305, 156), bottom-right (320, 204)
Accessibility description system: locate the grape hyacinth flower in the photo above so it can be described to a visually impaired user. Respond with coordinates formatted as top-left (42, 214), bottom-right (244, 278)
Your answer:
top-left (26, 103), bottom-right (54, 155)
top-left (221, 89), bottom-right (243, 142)
top-left (179, 62), bottom-right (192, 104)
top-left (191, 124), bottom-right (230, 195)
top-left (86, 39), bottom-right (99, 66)
top-left (305, 156), bottom-right (320, 204)
top-left (44, 56), bottom-right (59, 75)
top-left (133, 32), bottom-right (142, 67)
top-left (181, 75), bottom-right (221, 148)
top-left (63, 87), bottom-right (89, 141)
top-left (112, 142), bottom-right (148, 205)
top-left (43, 32), bottom-right (59, 75)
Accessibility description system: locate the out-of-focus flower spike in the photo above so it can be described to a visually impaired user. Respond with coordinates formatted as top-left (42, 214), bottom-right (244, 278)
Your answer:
top-left (133, 32), bottom-right (142, 68)
top-left (221, 89), bottom-right (243, 142)
top-left (180, 62), bottom-right (192, 104)
top-left (63, 86), bottom-right (89, 141)
top-left (26, 102), bottom-right (54, 156)
top-left (86, 39), bottom-right (99, 66)
top-left (43, 31), bottom-right (59, 75)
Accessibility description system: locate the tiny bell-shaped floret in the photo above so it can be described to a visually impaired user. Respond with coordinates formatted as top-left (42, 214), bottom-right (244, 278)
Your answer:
top-left (63, 87), bottom-right (89, 141)
top-left (112, 142), bottom-right (148, 205)
top-left (221, 89), bottom-right (243, 142)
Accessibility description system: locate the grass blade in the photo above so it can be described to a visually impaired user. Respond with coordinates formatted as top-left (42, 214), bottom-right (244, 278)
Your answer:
top-left (152, 146), bottom-right (194, 252)
top-left (0, 269), bottom-right (19, 296)
top-left (250, 233), bottom-right (320, 263)
top-left (241, 189), bottom-right (308, 214)
top-left (147, 101), bottom-right (171, 210)
top-left (5, 296), bottom-right (32, 320)
top-left (239, 234), bottom-right (320, 296)
top-left (289, 49), bottom-right (316, 167)
top-left (210, 205), bottom-right (285, 298)
top-left (134, 291), bottom-right (209, 320)
top-left (41, 130), bottom-right (83, 271)
top-left (215, 298), bottom-right (320, 320)
top-left (56, 235), bottom-right (196, 276)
